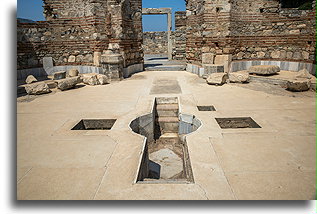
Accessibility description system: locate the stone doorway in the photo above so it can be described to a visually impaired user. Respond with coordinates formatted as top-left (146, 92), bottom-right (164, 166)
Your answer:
top-left (142, 8), bottom-right (172, 60)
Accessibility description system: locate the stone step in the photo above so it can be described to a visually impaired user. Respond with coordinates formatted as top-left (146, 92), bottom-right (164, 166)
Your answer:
top-left (145, 65), bottom-right (186, 71)
top-left (158, 133), bottom-right (179, 143)
top-left (156, 104), bottom-right (179, 117)
top-left (157, 116), bottom-right (179, 123)
top-left (157, 110), bottom-right (178, 117)
top-left (156, 104), bottom-right (179, 110)
top-left (156, 97), bottom-right (178, 105)
top-left (157, 117), bottom-right (179, 133)
top-left (160, 132), bottom-right (179, 139)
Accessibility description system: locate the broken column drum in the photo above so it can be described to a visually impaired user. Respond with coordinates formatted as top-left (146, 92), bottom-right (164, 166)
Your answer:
top-left (101, 52), bottom-right (124, 80)
top-left (130, 97), bottom-right (201, 184)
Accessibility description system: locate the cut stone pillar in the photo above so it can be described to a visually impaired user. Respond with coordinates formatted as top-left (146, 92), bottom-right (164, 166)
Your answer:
top-left (214, 54), bottom-right (232, 73)
top-left (43, 57), bottom-right (54, 74)
top-left (101, 51), bottom-right (124, 80)
top-left (93, 52), bottom-right (101, 67)
top-left (202, 64), bottom-right (224, 79)
top-left (167, 12), bottom-right (172, 60)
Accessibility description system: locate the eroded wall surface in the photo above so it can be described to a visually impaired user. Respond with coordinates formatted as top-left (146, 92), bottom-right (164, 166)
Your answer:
top-left (143, 32), bottom-right (168, 54)
top-left (173, 11), bottom-right (187, 60)
top-left (17, 0), bottom-right (316, 75)
top-left (17, 0), bottom-right (143, 72)
top-left (186, 0), bottom-right (316, 67)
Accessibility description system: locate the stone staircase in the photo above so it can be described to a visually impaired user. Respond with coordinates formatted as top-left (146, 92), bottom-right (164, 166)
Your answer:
top-left (144, 54), bottom-right (186, 71)
top-left (155, 98), bottom-right (179, 144)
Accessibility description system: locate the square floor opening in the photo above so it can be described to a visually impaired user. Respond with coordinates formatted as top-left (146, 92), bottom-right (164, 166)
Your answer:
top-left (71, 119), bottom-right (117, 130)
top-left (215, 117), bottom-right (261, 129)
top-left (197, 106), bottom-right (216, 111)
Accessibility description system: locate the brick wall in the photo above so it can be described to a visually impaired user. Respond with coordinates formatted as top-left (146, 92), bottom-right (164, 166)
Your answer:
top-left (17, 0), bottom-right (143, 70)
top-left (186, 0), bottom-right (205, 64)
top-left (186, 0), bottom-right (316, 65)
top-left (173, 11), bottom-right (186, 60)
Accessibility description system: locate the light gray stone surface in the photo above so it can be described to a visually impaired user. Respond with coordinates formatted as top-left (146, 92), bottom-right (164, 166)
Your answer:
top-left (25, 75), bottom-right (37, 84)
top-left (53, 71), bottom-right (66, 80)
top-left (57, 77), bottom-right (80, 91)
top-left (24, 82), bottom-right (51, 95)
top-left (206, 73), bottom-right (229, 85)
top-left (203, 64), bottom-right (224, 79)
top-left (286, 79), bottom-right (311, 92)
top-left (43, 57), bottom-right (53, 73)
top-left (82, 73), bottom-right (99, 86)
top-left (249, 65), bottom-right (280, 75)
top-left (229, 71), bottom-right (250, 83)
top-left (68, 69), bottom-right (79, 77)
top-left (296, 69), bottom-right (315, 79)
top-left (123, 63), bottom-right (144, 78)
top-left (97, 74), bottom-right (110, 85)
top-left (231, 60), bottom-right (316, 75)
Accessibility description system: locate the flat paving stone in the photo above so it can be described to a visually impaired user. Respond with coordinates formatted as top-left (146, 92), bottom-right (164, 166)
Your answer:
top-left (17, 70), bottom-right (315, 200)
top-left (149, 148), bottom-right (183, 179)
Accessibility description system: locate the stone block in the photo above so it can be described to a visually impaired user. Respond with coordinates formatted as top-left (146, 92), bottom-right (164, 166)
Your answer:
top-left (94, 52), bottom-right (101, 66)
top-left (82, 73), bottom-right (99, 86)
top-left (24, 82), bottom-right (51, 95)
top-left (68, 55), bottom-right (76, 63)
top-left (57, 77), bottom-right (80, 91)
top-left (202, 53), bottom-right (215, 64)
top-left (203, 64), bottom-right (224, 78)
top-left (296, 69), bottom-right (315, 79)
top-left (25, 75), bottom-right (37, 84)
top-left (68, 69), bottom-right (79, 77)
top-left (97, 74), bottom-right (110, 85)
top-left (249, 65), bottom-right (280, 75)
top-left (206, 73), bottom-right (228, 85)
top-left (53, 71), bottom-right (66, 80)
top-left (43, 57), bottom-right (53, 72)
top-left (229, 71), bottom-right (250, 83)
top-left (223, 48), bottom-right (235, 54)
top-left (286, 79), bottom-right (311, 92)
top-left (215, 54), bottom-right (232, 73)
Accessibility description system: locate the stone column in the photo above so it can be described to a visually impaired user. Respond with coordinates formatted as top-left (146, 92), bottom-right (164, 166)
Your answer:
top-left (101, 45), bottom-right (124, 80)
top-left (167, 12), bottom-right (172, 60)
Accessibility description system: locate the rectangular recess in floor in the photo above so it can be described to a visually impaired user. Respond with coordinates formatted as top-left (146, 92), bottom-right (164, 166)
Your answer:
top-left (71, 119), bottom-right (116, 130)
top-left (197, 105), bottom-right (216, 111)
top-left (215, 117), bottom-right (261, 129)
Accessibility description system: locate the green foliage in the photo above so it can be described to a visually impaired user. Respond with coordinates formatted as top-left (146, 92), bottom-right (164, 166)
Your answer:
top-left (281, 0), bottom-right (313, 9)
top-left (298, 2), bottom-right (313, 10)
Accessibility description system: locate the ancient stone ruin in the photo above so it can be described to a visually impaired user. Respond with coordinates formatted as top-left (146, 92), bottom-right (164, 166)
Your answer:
top-left (17, 0), bottom-right (315, 83)
top-left (16, 0), bottom-right (317, 201)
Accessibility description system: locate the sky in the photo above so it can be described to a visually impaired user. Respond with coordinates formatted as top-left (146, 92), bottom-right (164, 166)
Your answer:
top-left (16, 0), bottom-right (186, 31)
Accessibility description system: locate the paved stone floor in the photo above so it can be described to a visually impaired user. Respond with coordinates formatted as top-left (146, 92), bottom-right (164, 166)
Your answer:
top-left (17, 70), bottom-right (316, 200)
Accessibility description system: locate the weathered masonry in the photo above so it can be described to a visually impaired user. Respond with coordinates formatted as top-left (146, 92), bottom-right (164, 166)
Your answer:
top-left (17, 0), bottom-right (144, 79)
top-left (17, 0), bottom-right (316, 80)
top-left (186, 0), bottom-right (316, 75)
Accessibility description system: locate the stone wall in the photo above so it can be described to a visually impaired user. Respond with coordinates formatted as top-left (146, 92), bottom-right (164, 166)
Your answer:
top-left (229, 1), bottom-right (316, 62)
top-left (186, 0), bottom-right (205, 64)
top-left (173, 11), bottom-right (186, 60)
top-left (17, 0), bottom-right (143, 79)
top-left (185, 0), bottom-right (316, 72)
top-left (143, 32), bottom-right (168, 54)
